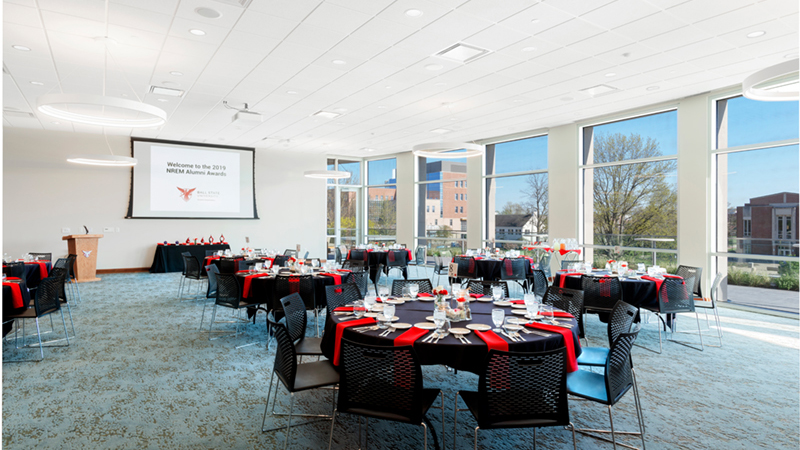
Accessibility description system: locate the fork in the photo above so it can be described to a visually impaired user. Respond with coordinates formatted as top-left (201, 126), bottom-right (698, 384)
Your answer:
top-left (379, 327), bottom-right (396, 337)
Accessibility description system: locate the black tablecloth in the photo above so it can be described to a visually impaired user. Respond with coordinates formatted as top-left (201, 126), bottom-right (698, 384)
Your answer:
top-left (238, 271), bottom-right (351, 312)
top-left (3, 262), bottom-right (52, 289)
top-left (149, 244), bottom-right (231, 273)
top-left (3, 278), bottom-right (31, 337)
top-left (553, 271), bottom-right (658, 309)
top-left (321, 299), bottom-right (581, 375)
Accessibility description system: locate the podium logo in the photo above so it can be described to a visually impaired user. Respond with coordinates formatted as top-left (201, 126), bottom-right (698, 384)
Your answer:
top-left (177, 187), bottom-right (196, 202)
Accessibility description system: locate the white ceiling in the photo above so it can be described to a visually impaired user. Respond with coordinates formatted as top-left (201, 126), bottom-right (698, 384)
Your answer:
top-left (3, 0), bottom-right (798, 157)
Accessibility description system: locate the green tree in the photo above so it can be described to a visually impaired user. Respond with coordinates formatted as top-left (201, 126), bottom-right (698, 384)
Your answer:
top-left (500, 201), bottom-right (527, 215)
top-left (433, 225), bottom-right (452, 239)
top-left (592, 133), bottom-right (677, 247)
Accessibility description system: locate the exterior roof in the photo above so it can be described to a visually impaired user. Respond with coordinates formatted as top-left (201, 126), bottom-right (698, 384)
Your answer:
top-left (495, 214), bottom-right (532, 228)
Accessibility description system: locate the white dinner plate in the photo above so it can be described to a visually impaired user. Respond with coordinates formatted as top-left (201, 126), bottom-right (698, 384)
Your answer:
top-left (393, 323), bottom-right (412, 329)
top-left (508, 317), bottom-right (530, 325)
top-left (414, 322), bottom-right (436, 330)
top-left (510, 303), bottom-right (527, 309)
top-left (388, 316), bottom-right (400, 322)
top-left (425, 316), bottom-right (435, 321)
top-left (504, 324), bottom-right (523, 332)
top-left (511, 309), bottom-right (529, 315)
top-left (385, 299), bottom-right (405, 305)
top-left (365, 312), bottom-right (379, 317)
top-left (475, 297), bottom-right (494, 302)
top-left (466, 323), bottom-right (491, 331)
top-left (417, 296), bottom-right (435, 301)
top-left (493, 301), bottom-right (511, 307)
top-left (449, 327), bottom-right (471, 335)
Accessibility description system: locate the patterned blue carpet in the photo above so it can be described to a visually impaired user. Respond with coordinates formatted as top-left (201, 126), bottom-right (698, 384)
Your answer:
top-left (2, 272), bottom-right (798, 449)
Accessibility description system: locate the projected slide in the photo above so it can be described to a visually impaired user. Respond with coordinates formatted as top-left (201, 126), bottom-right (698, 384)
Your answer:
top-left (127, 139), bottom-right (257, 219)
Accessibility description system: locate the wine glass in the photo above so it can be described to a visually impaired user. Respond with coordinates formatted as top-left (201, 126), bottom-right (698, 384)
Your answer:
top-left (353, 300), bottom-right (366, 319)
top-left (491, 309), bottom-right (504, 333)
top-left (433, 309), bottom-right (446, 336)
top-left (408, 284), bottom-right (419, 298)
top-left (491, 286), bottom-right (503, 302)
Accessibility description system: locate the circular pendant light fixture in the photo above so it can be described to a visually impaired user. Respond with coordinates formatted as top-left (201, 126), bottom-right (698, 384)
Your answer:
top-left (742, 58), bottom-right (799, 102)
top-left (38, 93), bottom-right (167, 128)
top-left (412, 142), bottom-right (484, 158)
top-left (303, 170), bottom-right (351, 179)
top-left (67, 154), bottom-right (137, 166)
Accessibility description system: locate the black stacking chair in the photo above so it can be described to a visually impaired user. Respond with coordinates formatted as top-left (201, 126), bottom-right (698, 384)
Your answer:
top-left (3, 276), bottom-right (70, 362)
top-left (467, 279), bottom-right (509, 298)
top-left (691, 272), bottom-right (723, 347)
top-left (407, 246), bottom-right (427, 278)
top-left (499, 258), bottom-right (529, 295)
top-left (346, 270), bottom-right (369, 297)
top-left (334, 246), bottom-right (343, 264)
top-left (391, 278), bottom-right (433, 296)
top-left (208, 273), bottom-right (267, 348)
top-left (642, 277), bottom-right (704, 353)
top-left (28, 252), bottom-right (52, 261)
top-left (450, 256), bottom-right (478, 288)
top-left (49, 263), bottom-right (76, 339)
top-left (539, 253), bottom-right (552, 280)
top-left (199, 264), bottom-right (220, 331)
top-left (342, 259), bottom-right (366, 272)
top-left (581, 274), bottom-right (622, 317)
top-left (279, 293), bottom-right (323, 359)
top-left (324, 284), bottom-right (362, 319)
top-left (347, 249), bottom-right (369, 265)
top-left (178, 253), bottom-right (205, 301)
top-left (543, 286), bottom-right (585, 343)
top-left (4, 261), bottom-right (25, 279)
top-left (217, 257), bottom-right (238, 273)
top-left (274, 274), bottom-right (318, 336)
top-left (561, 259), bottom-right (585, 270)
top-left (528, 269), bottom-right (548, 298)
top-left (284, 249), bottom-right (298, 257)
top-left (676, 265), bottom-right (703, 299)
top-left (567, 328), bottom-right (646, 450)
top-left (577, 300), bottom-right (638, 367)
top-left (66, 254), bottom-right (82, 304)
top-left (273, 255), bottom-right (291, 267)
top-left (455, 348), bottom-right (576, 450)
top-left (262, 319), bottom-right (339, 450)
top-left (432, 255), bottom-right (449, 287)
top-left (384, 249), bottom-right (410, 280)
top-left (327, 339), bottom-right (444, 450)
top-left (372, 263), bottom-right (384, 294)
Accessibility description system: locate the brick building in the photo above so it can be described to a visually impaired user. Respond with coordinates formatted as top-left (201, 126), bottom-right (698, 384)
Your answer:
top-left (735, 192), bottom-right (798, 256)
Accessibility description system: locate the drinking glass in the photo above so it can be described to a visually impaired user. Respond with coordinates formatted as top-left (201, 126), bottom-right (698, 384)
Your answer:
top-left (540, 305), bottom-right (556, 324)
top-left (378, 286), bottom-right (389, 301)
top-left (353, 300), bottom-right (366, 319)
top-left (312, 259), bottom-right (320, 269)
top-left (408, 285), bottom-right (419, 298)
top-left (638, 263), bottom-right (646, 273)
top-left (491, 286), bottom-right (503, 301)
top-left (433, 309), bottom-right (446, 336)
top-left (491, 309), bottom-right (504, 333)
top-left (364, 294), bottom-right (377, 312)
top-left (380, 304), bottom-right (396, 329)
top-left (401, 286), bottom-right (411, 299)
top-left (523, 293), bottom-right (539, 318)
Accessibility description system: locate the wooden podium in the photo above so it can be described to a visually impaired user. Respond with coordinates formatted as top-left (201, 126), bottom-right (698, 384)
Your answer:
top-left (62, 234), bottom-right (103, 282)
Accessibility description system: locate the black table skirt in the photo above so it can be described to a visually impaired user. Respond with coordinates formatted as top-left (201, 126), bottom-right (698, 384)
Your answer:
top-left (553, 272), bottom-right (658, 309)
top-left (3, 262), bottom-right (51, 289)
top-left (149, 244), bottom-right (231, 273)
top-left (321, 299), bottom-right (581, 376)
top-left (242, 273), bottom-right (351, 312)
top-left (3, 279), bottom-right (31, 337)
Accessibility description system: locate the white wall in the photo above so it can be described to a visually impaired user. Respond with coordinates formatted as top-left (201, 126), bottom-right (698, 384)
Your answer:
top-left (2, 127), bottom-right (326, 269)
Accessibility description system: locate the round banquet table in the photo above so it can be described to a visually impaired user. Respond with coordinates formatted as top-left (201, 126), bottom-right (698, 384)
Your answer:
top-left (552, 270), bottom-right (658, 309)
top-left (320, 298), bottom-right (581, 376)
top-left (347, 250), bottom-right (412, 282)
top-left (2, 261), bottom-right (52, 289)
top-left (236, 270), bottom-right (351, 312)
top-left (448, 256), bottom-right (536, 283)
top-left (2, 277), bottom-right (31, 337)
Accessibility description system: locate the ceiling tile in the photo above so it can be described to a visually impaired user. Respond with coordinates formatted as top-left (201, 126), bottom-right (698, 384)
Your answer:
top-left (108, 4), bottom-right (173, 35)
top-left (716, 18), bottom-right (795, 48)
top-left (611, 10), bottom-right (689, 41)
top-left (545, 0), bottom-right (616, 17)
top-left (693, 4), bottom-right (776, 36)
top-left (457, 0), bottom-right (536, 23)
top-left (175, 0), bottom-right (246, 29)
top-left (639, 25), bottom-right (713, 52)
top-left (665, 0), bottom-right (759, 24)
top-left (580, 0), bottom-right (661, 30)
top-left (567, 31), bottom-right (636, 58)
top-left (535, 18), bottom-right (605, 47)
top-left (302, 1), bottom-right (372, 34)
top-left (234, 9), bottom-right (300, 40)
top-left (40, 10), bottom-right (105, 38)
top-left (499, 1), bottom-right (575, 35)
top-left (325, 0), bottom-right (394, 16)
top-left (112, 0), bottom-right (180, 16)
top-left (284, 23), bottom-right (348, 51)
top-left (168, 16), bottom-right (230, 45)
top-left (463, 25), bottom-right (530, 51)
top-left (37, 0), bottom-right (105, 22)
top-left (376, 0), bottom-right (454, 27)
top-left (248, 0), bottom-right (324, 22)
top-left (3, 2), bottom-right (42, 28)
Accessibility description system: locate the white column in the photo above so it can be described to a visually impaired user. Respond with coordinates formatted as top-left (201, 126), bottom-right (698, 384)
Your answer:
top-left (395, 151), bottom-right (415, 248)
top-left (548, 123), bottom-right (580, 239)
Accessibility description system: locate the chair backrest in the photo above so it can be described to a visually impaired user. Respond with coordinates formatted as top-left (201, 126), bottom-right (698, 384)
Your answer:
top-left (272, 255), bottom-right (290, 267)
top-left (303, 251), bottom-right (310, 259)
top-left (529, 269), bottom-right (548, 298)
top-left (414, 247), bottom-right (426, 265)
top-left (346, 271), bottom-right (368, 297)
top-left (52, 258), bottom-right (68, 270)
top-left (391, 278), bottom-right (433, 296)
top-left (34, 276), bottom-right (62, 316)
top-left (182, 254), bottom-right (203, 279)
top-left (453, 256), bottom-right (477, 279)
top-left (338, 338), bottom-right (425, 424)
top-left (343, 259), bottom-right (366, 272)
top-left (581, 275), bottom-right (622, 311)
top-left (560, 260), bottom-right (585, 270)
top-left (3, 261), bottom-right (25, 279)
top-left (284, 249), bottom-right (298, 256)
top-left (268, 318), bottom-right (298, 391)
top-left (477, 348), bottom-right (569, 428)
top-left (334, 247), bottom-right (343, 264)
top-left (467, 280), bottom-right (509, 297)
top-left (205, 250), bottom-right (217, 257)
top-left (543, 286), bottom-right (584, 338)
top-left (386, 250), bottom-right (409, 268)
top-left (280, 293), bottom-right (308, 342)
top-left (607, 300), bottom-right (638, 347)
top-left (216, 258), bottom-right (238, 274)
top-left (205, 264), bottom-right (219, 298)
top-left (658, 277), bottom-right (695, 314)
top-left (676, 265), bottom-right (703, 298)
top-left (604, 327), bottom-right (640, 406)
top-left (709, 272), bottom-right (724, 306)
top-left (325, 283), bottom-right (362, 312)
top-left (274, 274), bottom-right (316, 310)
top-left (500, 258), bottom-right (528, 281)
top-left (348, 249), bottom-right (369, 262)
top-left (49, 266), bottom-right (69, 302)
top-left (29, 252), bottom-right (52, 261)
top-left (433, 256), bottom-right (446, 273)
top-left (215, 273), bottom-right (241, 308)
top-left (66, 254), bottom-right (78, 279)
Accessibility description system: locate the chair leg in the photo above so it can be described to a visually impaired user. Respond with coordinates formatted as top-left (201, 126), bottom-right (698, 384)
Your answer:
top-left (35, 318), bottom-right (44, 361)
top-left (65, 302), bottom-right (76, 337)
top-left (327, 410), bottom-right (338, 450)
top-left (421, 422), bottom-right (428, 450)
top-left (284, 393), bottom-right (295, 450)
top-left (608, 405), bottom-right (617, 449)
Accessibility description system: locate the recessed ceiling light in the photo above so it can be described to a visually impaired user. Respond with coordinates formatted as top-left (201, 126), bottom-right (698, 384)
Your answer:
top-left (436, 43), bottom-right (490, 63)
top-left (377, 105), bottom-right (387, 109)
top-left (450, 117), bottom-right (458, 121)
top-left (195, 7), bottom-right (222, 19)
top-left (12, 45), bottom-right (30, 51)
top-left (425, 64), bottom-right (443, 71)
top-left (157, 98), bottom-right (169, 102)
top-left (385, 85), bottom-right (392, 89)
top-left (430, 128), bottom-right (451, 134)
top-left (746, 30), bottom-right (765, 38)
top-left (362, 147), bottom-right (375, 152)
top-left (405, 9), bottom-right (423, 17)
top-left (286, 90), bottom-right (297, 95)
top-left (522, 46), bottom-right (537, 52)
top-left (312, 110), bottom-right (340, 119)
top-left (121, 93), bottom-right (128, 97)
top-left (30, 81), bottom-right (44, 85)
top-left (605, 72), bottom-right (616, 77)
top-left (332, 59), bottom-right (346, 65)
top-left (579, 84), bottom-right (619, 97)
top-left (530, 19), bottom-right (540, 24)
top-left (170, 71), bottom-right (183, 76)
top-left (189, 29), bottom-right (206, 36)
top-left (646, 86), bottom-right (661, 91)
top-left (560, 97), bottom-right (573, 102)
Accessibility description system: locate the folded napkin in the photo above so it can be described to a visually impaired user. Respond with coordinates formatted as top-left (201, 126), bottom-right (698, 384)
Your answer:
top-left (243, 273), bottom-right (271, 298)
top-left (333, 307), bottom-right (354, 312)
top-left (525, 322), bottom-right (579, 372)
top-left (509, 300), bottom-right (525, 304)
top-left (417, 292), bottom-right (433, 298)
top-left (394, 327), bottom-right (429, 346)
top-left (319, 273), bottom-right (342, 285)
top-left (333, 318), bottom-right (376, 366)
top-left (469, 293), bottom-right (482, 299)
top-left (4, 277), bottom-right (21, 281)
top-left (551, 311), bottom-right (575, 318)
top-left (474, 330), bottom-right (509, 352)
top-left (337, 269), bottom-right (352, 273)
top-left (557, 272), bottom-right (583, 288)
top-left (2, 281), bottom-right (24, 308)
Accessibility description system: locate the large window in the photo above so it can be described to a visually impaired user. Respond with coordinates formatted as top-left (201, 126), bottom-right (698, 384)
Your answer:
top-left (714, 95), bottom-right (799, 303)
top-left (581, 110), bottom-right (678, 269)
top-left (484, 135), bottom-right (548, 250)
top-left (416, 152), bottom-right (468, 255)
top-left (366, 158), bottom-right (397, 245)
top-left (326, 158), bottom-right (362, 252)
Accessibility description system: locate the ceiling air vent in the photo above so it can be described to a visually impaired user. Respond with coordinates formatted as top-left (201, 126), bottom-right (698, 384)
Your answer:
top-left (212, 0), bottom-right (253, 7)
top-left (149, 86), bottom-right (184, 97)
top-left (435, 43), bottom-right (490, 64)
top-left (3, 110), bottom-right (36, 119)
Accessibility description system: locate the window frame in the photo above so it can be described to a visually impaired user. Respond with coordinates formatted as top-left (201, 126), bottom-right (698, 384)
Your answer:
top-left (365, 156), bottom-right (398, 245)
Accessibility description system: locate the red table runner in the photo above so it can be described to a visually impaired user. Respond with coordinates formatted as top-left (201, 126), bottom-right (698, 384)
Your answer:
top-left (242, 273), bottom-right (271, 298)
top-left (318, 273), bottom-right (342, 285)
top-left (3, 281), bottom-right (24, 308)
top-left (394, 327), bottom-right (428, 346)
top-left (525, 323), bottom-right (579, 372)
top-left (474, 329), bottom-right (508, 352)
top-left (26, 261), bottom-right (49, 278)
top-left (333, 318), bottom-right (376, 366)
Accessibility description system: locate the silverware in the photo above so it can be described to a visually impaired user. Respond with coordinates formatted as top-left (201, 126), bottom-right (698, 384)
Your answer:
top-left (500, 330), bottom-right (517, 342)
top-left (379, 327), bottom-right (396, 337)
top-left (356, 326), bottom-right (379, 333)
top-left (421, 331), bottom-right (436, 343)
top-left (526, 329), bottom-right (554, 337)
